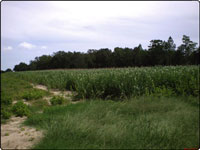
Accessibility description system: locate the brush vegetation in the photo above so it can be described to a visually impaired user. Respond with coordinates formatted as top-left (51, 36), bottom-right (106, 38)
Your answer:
top-left (1, 73), bottom-right (50, 121)
top-left (50, 96), bottom-right (69, 105)
top-left (12, 101), bottom-right (30, 117)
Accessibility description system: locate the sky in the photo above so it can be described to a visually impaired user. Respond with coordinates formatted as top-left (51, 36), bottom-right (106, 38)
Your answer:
top-left (1, 1), bottom-right (199, 70)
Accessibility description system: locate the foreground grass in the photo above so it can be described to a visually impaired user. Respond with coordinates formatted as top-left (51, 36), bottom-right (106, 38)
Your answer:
top-left (25, 96), bottom-right (199, 149)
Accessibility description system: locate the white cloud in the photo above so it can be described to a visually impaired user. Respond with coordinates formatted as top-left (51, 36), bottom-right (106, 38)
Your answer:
top-left (2, 1), bottom-right (198, 48)
top-left (3, 46), bottom-right (13, 51)
top-left (41, 46), bottom-right (47, 49)
top-left (19, 42), bottom-right (35, 49)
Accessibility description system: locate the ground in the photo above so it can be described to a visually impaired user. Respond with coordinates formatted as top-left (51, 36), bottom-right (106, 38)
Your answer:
top-left (1, 116), bottom-right (43, 149)
top-left (1, 82), bottom-right (79, 149)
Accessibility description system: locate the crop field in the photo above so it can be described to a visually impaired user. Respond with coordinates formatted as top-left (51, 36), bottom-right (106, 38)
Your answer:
top-left (1, 66), bottom-right (199, 149)
top-left (14, 66), bottom-right (199, 99)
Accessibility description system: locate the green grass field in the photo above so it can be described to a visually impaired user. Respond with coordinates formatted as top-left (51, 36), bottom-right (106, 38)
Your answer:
top-left (1, 66), bottom-right (199, 149)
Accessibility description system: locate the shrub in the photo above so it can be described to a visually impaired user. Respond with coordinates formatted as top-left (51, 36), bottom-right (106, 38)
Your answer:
top-left (12, 101), bottom-right (30, 117)
top-left (22, 89), bottom-right (47, 100)
top-left (1, 108), bottom-right (12, 119)
top-left (50, 96), bottom-right (66, 105)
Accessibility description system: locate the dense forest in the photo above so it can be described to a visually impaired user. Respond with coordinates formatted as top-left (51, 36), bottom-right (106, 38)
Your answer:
top-left (5, 35), bottom-right (200, 72)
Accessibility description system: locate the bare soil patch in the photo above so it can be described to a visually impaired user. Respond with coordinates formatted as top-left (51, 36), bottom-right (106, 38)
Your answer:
top-left (32, 84), bottom-right (48, 91)
top-left (1, 116), bottom-right (43, 149)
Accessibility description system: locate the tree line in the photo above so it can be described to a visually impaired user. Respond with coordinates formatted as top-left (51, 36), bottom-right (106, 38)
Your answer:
top-left (5, 35), bottom-right (200, 72)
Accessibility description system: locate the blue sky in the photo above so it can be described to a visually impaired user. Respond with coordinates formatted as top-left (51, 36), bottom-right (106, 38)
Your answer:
top-left (1, 1), bottom-right (199, 70)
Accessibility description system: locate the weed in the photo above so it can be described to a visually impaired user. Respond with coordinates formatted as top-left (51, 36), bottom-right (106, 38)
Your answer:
top-left (12, 101), bottom-right (30, 117)
top-left (29, 137), bottom-right (35, 141)
top-left (1, 93), bottom-right (12, 106)
top-left (50, 96), bottom-right (67, 105)
top-left (4, 133), bottom-right (9, 136)
top-left (22, 89), bottom-right (49, 100)
top-left (1, 108), bottom-right (12, 119)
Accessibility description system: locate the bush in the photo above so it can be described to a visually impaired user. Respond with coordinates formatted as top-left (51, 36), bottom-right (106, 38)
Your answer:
top-left (1, 108), bottom-right (12, 119)
top-left (5, 68), bottom-right (12, 72)
top-left (50, 96), bottom-right (66, 105)
top-left (22, 89), bottom-right (47, 100)
top-left (12, 101), bottom-right (30, 117)
top-left (1, 92), bottom-right (13, 120)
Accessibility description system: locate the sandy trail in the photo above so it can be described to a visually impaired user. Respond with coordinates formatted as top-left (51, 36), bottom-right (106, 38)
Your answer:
top-left (1, 117), bottom-right (43, 149)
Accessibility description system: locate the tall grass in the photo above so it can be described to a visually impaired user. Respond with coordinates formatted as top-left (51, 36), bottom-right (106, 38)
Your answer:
top-left (25, 96), bottom-right (199, 149)
top-left (14, 66), bottom-right (199, 99)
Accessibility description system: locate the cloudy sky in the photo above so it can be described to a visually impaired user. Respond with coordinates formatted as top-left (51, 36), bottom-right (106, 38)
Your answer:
top-left (1, 1), bottom-right (199, 70)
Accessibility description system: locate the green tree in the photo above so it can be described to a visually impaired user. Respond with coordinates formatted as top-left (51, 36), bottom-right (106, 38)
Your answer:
top-left (174, 45), bottom-right (185, 65)
top-left (133, 44), bottom-right (144, 66)
top-left (29, 60), bottom-right (37, 70)
top-left (113, 47), bottom-right (133, 67)
top-left (188, 47), bottom-right (199, 65)
top-left (180, 35), bottom-right (197, 56)
top-left (148, 40), bottom-right (165, 65)
top-left (34, 55), bottom-right (52, 70)
top-left (85, 49), bottom-right (97, 68)
top-left (5, 68), bottom-right (12, 72)
top-left (95, 48), bottom-right (112, 68)
top-left (70, 52), bottom-right (86, 68)
top-left (14, 62), bottom-right (29, 71)
top-left (50, 51), bottom-right (70, 69)
top-left (176, 35), bottom-right (197, 64)
top-left (163, 36), bottom-right (176, 65)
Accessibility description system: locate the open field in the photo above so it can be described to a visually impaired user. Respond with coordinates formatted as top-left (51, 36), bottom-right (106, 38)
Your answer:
top-left (1, 66), bottom-right (199, 149)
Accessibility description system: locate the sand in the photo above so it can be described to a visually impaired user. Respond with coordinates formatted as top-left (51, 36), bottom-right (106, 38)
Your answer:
top-left (1, 116), bottom-right (43, 149)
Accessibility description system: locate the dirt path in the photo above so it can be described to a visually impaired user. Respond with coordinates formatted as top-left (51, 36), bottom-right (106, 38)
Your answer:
top-left (1, 117), bottom-right (43, 149)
